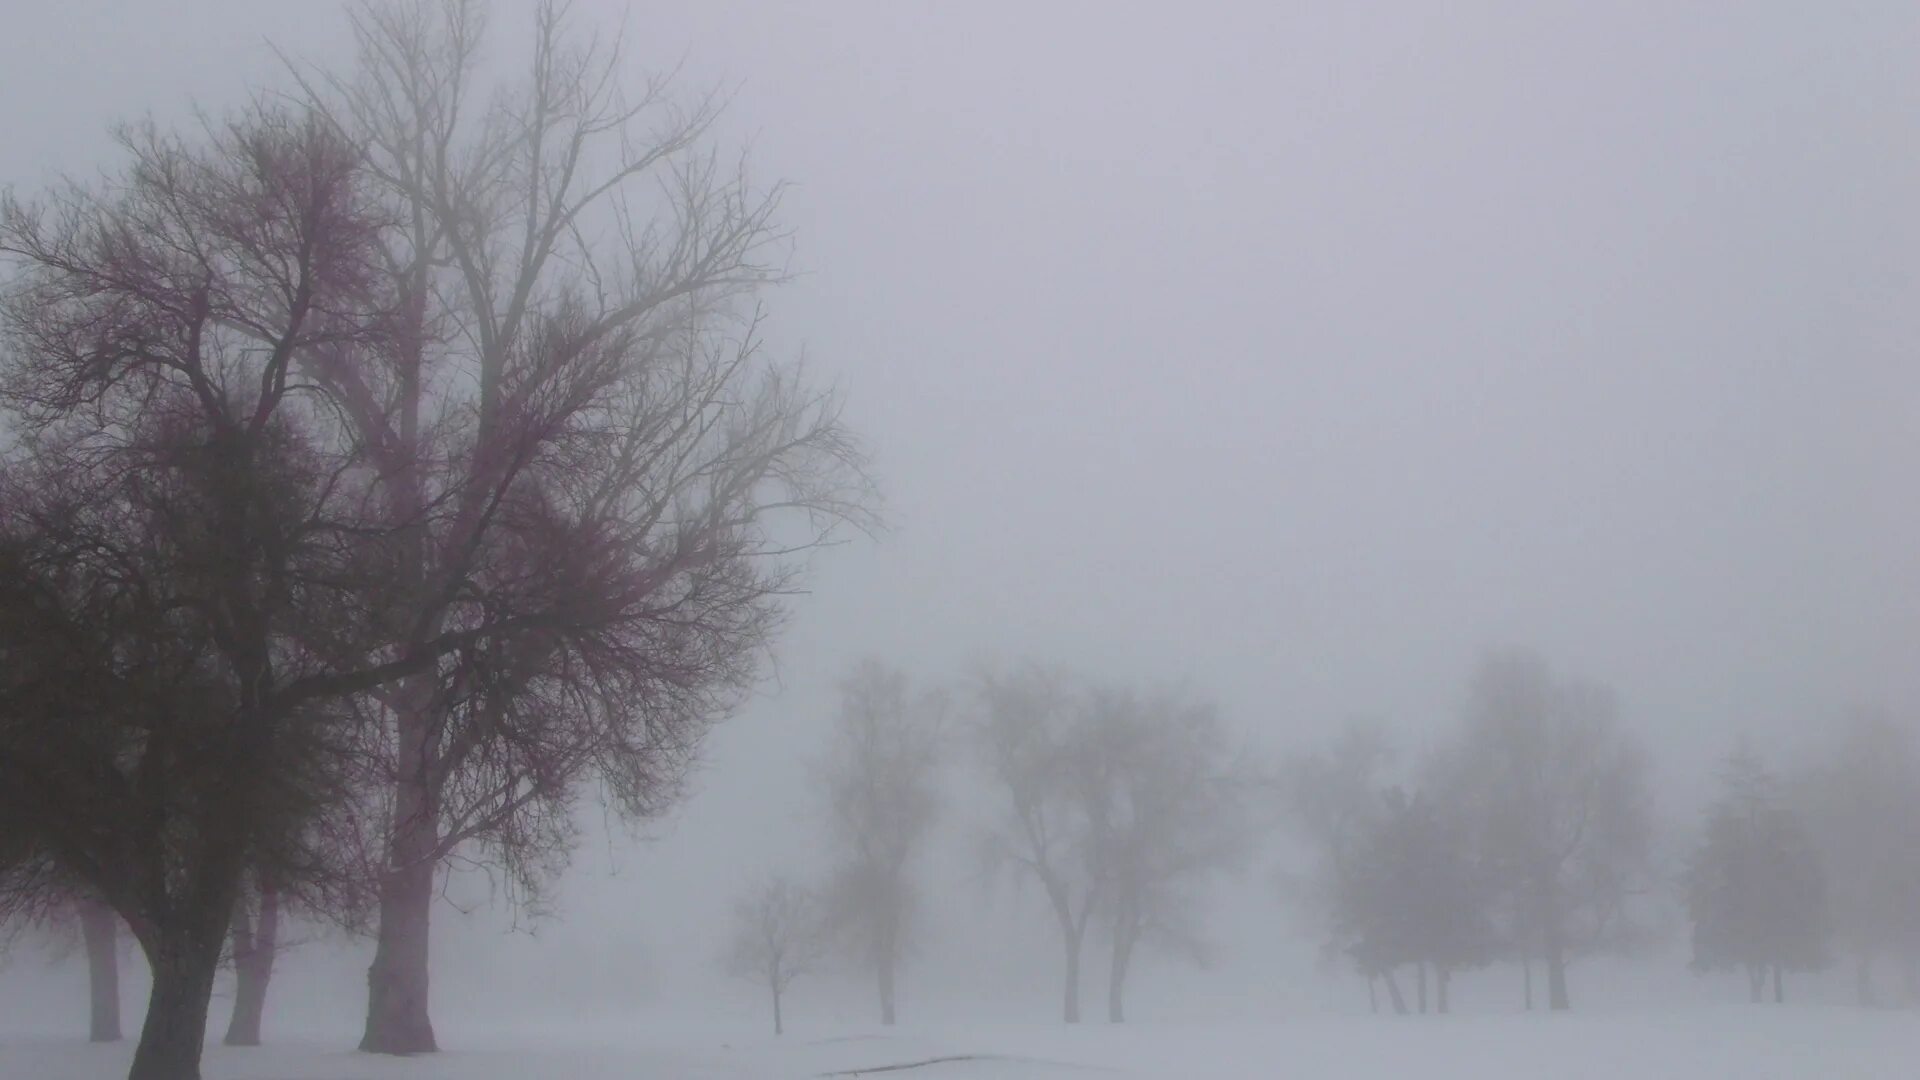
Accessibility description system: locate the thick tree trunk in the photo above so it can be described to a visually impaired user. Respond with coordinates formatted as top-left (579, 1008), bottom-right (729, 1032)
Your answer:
top-left (1437, 967), bottom-right (1450, 1014)
top-left (224, 884), bottom-right (279, 1046)
top-left (128, 932), bottom-right (223, 1080)
top-left (362, 699), bottom-right (440, 1055)
top-left (80, 899), bottom-right (121, 1043)
top-left (1383, 968), bottom-right (1409, 1015)
top-left (1772, 965), bottom-right (1783, 1004)
top-left (1416, 961), bottom-right (1428, 1014)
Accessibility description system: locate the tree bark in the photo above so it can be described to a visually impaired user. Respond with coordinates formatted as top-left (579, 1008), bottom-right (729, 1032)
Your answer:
top-left (362, 699), bottom-right (440, 1055)
top-left (1416, 961), bottom-right (1428, 1014)
top-left (224, 884), bottom-right (279, 1046)
top-left (1383, 968), bottom-right (1408, 1015)
top-left (80, 899), bottom-right (121, 1043)
top-left (128, 930), bottom-right (224, 1080)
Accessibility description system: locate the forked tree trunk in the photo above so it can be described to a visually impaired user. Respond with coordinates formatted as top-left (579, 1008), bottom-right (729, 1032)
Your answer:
top-left (79, 899), bottom-right (121, 1042)
top-left (1383, 968), bottom-right (1408, 1015)
top-left (225, 884), bottom-right (280, 1046)
top-left (363, 702), bottom-right (441, 1055)
top-left (128, 929), bottom-right (225, 1080)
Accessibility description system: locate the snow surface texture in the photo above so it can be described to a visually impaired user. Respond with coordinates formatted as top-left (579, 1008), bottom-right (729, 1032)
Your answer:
top-left (4, 1009), bottom-right (1916, 1079)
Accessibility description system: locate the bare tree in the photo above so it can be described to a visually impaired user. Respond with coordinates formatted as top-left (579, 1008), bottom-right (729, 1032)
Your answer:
top-left (725, 874), bottom-right (825, 1036)
top-left (972, 663), bottom-right (1103, 1022)
top-left (820, 659), bottom-right (943, 1026)
top-left (274, 1), bottom-right (871, 1054)
top-left (1446, 649), bottom-right (1655, 1012)
top-left (1089, 685), bottom-right (1250, 1023)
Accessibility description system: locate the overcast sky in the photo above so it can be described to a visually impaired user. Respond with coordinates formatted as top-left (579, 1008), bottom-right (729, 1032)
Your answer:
top-left (3, 0), bottom-right (1917, 1034)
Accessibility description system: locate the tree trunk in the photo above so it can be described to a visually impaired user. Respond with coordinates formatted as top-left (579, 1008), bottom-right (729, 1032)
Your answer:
top-left (1903, 952), bottom-right (1918, 1004)
top-left (772, 984), bottom-right (784, 1037)
top-left (128, 931), bottom-right (224, 1080)
top-left (1522, 951), bottom-right (1533, 1011)
top-left (1416, 961), bottom-right (1428, 1014)
top-left (1437, 967), bottom-right (1450, 1014)
top-left (1772, 965), bottom-right (1783, 1004)
top-left (1107, 927), bottom-right (1135, 1023)
top-left (877, 951), bottom-right (897, 1026)
top-left (224, 884), bottom-right (279, 1046)
top-left (1856, 953), bottom-right (1877, 1008)
top-left (1061, 931), bottom-right (1083, 1023)
top-left (1544, 945), bottom-right (1571, 1011)
top-left (362, 700), bottom-right (440, 1055)
top-left (1383, 968), bottom-right (1409, 1015)
top-left (1367, 973), bottom-right (1379, 1014)
top-left (1747, 964), bottom-right (1763, 1003)
top-left (80, 899), bottom-right (121, 1043)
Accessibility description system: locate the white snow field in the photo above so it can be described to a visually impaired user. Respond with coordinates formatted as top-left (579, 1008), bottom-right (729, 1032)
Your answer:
top-left (4, 1008), bottom-right (1917, 1080)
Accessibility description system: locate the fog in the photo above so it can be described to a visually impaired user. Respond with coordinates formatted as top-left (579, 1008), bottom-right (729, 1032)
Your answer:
top-left (2, 2), bottom-right (1917, 1076)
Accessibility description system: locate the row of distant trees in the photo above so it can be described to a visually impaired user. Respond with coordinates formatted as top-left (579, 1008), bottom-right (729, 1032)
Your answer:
top-left (727, 659), bottom-right (1253, 1033)
top-left (1281, 650), bottom-right (1920, 1014)
top-left (0, 4), bottom-right (870, 1079)
top-left (729, 649), bottom-right (1920, 1034)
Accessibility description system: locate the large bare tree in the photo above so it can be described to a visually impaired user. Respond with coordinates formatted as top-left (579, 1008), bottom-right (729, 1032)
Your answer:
top-left (820, 659), bottom-right (944, 1026)
top-left (279, 1), bottom-right (869, 1053)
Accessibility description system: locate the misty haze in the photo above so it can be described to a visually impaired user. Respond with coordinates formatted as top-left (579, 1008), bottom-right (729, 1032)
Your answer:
top-left (1, 3), bottom-right (1916, 1080)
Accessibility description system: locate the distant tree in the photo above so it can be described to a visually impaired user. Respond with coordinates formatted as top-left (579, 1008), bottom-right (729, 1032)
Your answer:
top-left (725, 875), bottom-right (825, 1036)
top-left (1447, 650), bottom-right (1655, 1012)
top-left (1340, 786), bottom-right (1495, 1014)
top-left (819, 660), bottom-right (944, 1026)
top-left (1796, 710), bottom-right (1920, 1006)
top-left (1685, 746), bottom-right (1826, 1002)
top-left (1276, 720), bottom-right (1396, 1010)
top-left (1091, 685), bottom-right (1250, 1023)
top-left (972, 663), bottom-right (1104, 1022)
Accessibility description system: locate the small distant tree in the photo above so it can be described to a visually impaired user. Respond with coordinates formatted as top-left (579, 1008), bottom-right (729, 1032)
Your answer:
top-left (819, 660), bottom-right (944, 1025)
top-left (1685, 746), bottom-right (1826, 1002)
top-left (973, 663), bottom-right (1103, 1023)
top-left (1091, 685), bottom-right (1250, 1023)
top-left (1448, 649), bottom-right (1655, 1012)
top-left (1796, 710), bottom-right (1920, 1005)
top-left (725, 875), bottom-right (824, 1036)
top-left (1276, 720), bottom-right (1395, 1010)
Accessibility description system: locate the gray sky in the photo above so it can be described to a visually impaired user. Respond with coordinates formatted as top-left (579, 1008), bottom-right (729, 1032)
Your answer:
top-left (2, 0), bottom-right (1917, 1033)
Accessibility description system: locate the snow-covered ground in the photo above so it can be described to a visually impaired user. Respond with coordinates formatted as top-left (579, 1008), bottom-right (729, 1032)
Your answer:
top-left (5, 1007), bottom-right (1916, 1079)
